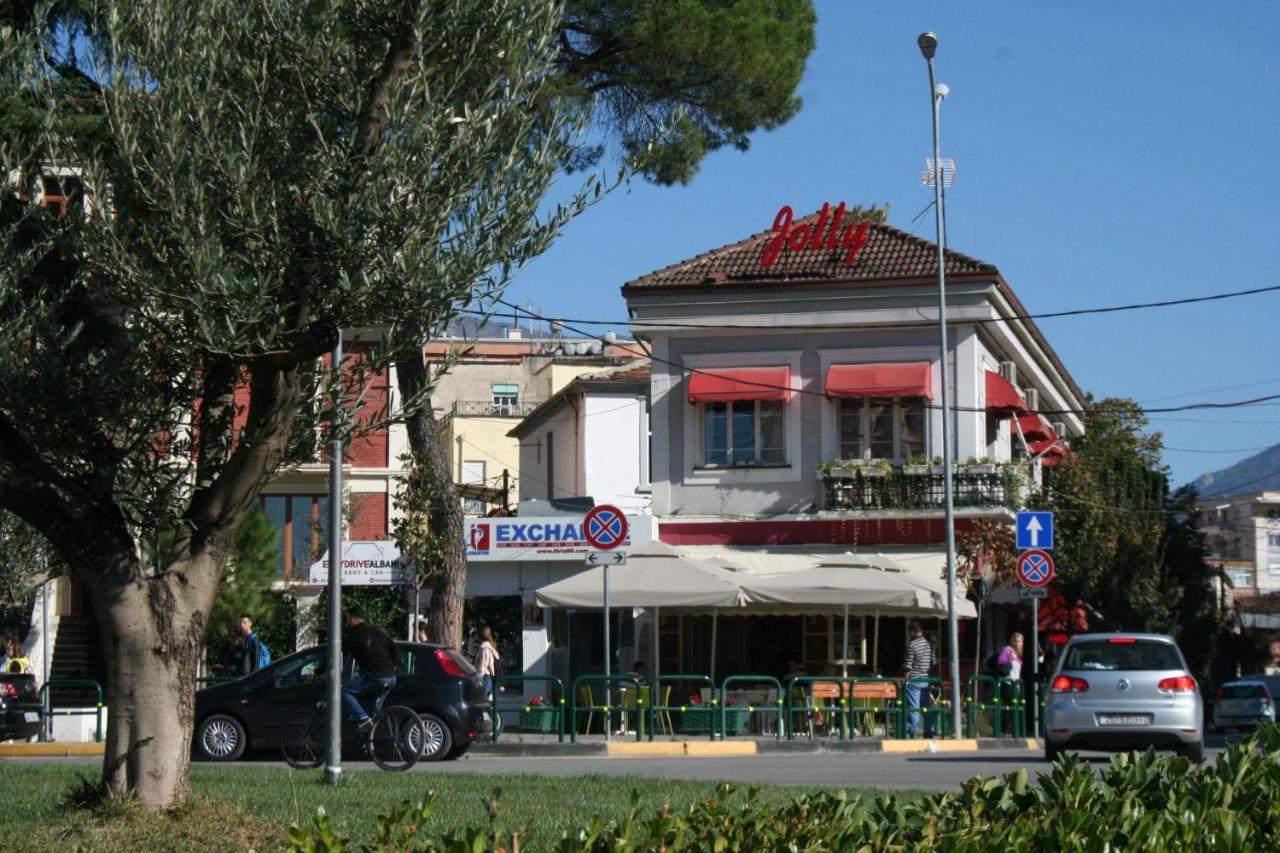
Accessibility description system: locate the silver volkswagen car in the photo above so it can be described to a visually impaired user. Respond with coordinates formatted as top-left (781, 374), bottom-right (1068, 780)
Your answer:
top-left (1043, 633), bottom-right (1203, 762)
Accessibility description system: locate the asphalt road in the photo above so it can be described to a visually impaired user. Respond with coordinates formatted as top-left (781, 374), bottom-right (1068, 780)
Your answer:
top-left (9, 736), bottom-right (1241, 791)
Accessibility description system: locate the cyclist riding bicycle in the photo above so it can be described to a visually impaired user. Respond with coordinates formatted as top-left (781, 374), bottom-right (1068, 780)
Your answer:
top-left (341, 606), bottom-right (399, 730)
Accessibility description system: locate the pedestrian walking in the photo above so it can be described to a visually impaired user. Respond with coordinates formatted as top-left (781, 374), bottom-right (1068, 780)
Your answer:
top-left (239, 614), bottom-right (271, 675)
top-left (997, 633), bottom-right (1025, 680)
top-left (902, 622), bottom-right (934, 738)
top-left (474, 625), bottom-right (501, 699)
top-left (416, 620), bottom-right (431, 644)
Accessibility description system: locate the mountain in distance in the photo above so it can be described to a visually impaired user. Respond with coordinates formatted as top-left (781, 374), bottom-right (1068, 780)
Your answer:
top-left (1189, 441), bottom-right (1280, 497)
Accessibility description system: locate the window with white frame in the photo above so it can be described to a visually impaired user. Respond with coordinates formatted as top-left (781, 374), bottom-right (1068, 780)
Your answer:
top-left (701, 399), bottom-right (786, 466)
top-left (837, 397), bottom-right (926, 462)
top-left (1268, 533), bottom-right (1280, 549)
top-left (491, 384), bottom-right (519, 412)
top-left (1226, 568), bottom-right (1253, 588)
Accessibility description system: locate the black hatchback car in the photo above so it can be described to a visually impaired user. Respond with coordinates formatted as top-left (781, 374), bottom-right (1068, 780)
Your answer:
top-left (194, 642), bottom-right (489, 763)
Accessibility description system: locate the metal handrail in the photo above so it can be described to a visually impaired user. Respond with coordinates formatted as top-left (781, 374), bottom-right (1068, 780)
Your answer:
top-left (647, 675), bottom-right (715, 742)
top-left (719, 675), bottom-right (784, 740)
top-left (492, 674), bottom-right (565, 743)
top-left (37, 678), bottom-right (104, 743)
top-left (568, 674), bottom-right (642, 743)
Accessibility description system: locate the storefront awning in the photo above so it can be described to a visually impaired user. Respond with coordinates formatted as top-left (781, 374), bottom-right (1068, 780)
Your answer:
top-left (824, 362), bottom-right (933, 399)
top-left (984, 371), bottom-right (1027, 416)
top-left (687, 366), bottom-right (791, 403)
top-left (1016, 414), bottom-right (1054, 443)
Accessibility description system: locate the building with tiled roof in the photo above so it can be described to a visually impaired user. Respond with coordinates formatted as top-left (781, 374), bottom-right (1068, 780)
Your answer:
top-left (509, 358), bottom-right (652, 514)
top-left (616, 203), bottom-right (1088, 681)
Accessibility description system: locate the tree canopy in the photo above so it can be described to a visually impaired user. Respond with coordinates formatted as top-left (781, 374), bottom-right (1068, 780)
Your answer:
top-left (1037, 399), bottom-right (1226, 678)
top-left (0, 0), bottom-right (595, 807)
top-left (557, 0), bottom-right (816, 184)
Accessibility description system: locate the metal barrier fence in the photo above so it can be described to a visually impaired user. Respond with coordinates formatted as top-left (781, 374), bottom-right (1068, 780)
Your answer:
top-left (964, 675), bottom-right (998, 738)
top-left (719, 675), bottom-right (783, 740)
top-left (783, 676), bottom-right (851, 740)
top-left (492, 674), bottom-right (565, 743)
top-left (904, 676), bottom-right (952, 737)
top-left (568, 674), bottom-right (643, 743)
top-left (997, 677), bottom-right (1028, 738)
top-left (847, 676), bottom-right (906, 739)
top-left (38, 678), bottom-right (104, 743)
top-left (647, 675), bottom-right (715, 742)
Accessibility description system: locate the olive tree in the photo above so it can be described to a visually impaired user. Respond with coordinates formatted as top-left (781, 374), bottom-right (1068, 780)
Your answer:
top-left (0, 0), bottom-right (594, 807)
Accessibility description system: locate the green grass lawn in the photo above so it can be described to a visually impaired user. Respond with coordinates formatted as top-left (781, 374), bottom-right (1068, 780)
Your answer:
top-left (0, 763), bottom-right (920, 851)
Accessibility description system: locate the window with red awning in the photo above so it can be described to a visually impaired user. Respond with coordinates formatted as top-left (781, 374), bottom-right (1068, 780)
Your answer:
top-left (1016, 414), bottom-right (1054, 443)
top-left (984, 371), bottom-right (1027, 416)
top-left (687, 366), bottom-right (791, 403)
top-left (824, 362), bottom-right (933, 399)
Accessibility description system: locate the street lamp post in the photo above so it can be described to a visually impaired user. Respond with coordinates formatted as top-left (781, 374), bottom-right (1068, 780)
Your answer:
top-left (918, 31), bottom-right (963, 739)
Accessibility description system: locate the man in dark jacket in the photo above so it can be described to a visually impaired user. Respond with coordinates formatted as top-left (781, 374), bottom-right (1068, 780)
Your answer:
top-left (340, 606), bottom-right (399, 728)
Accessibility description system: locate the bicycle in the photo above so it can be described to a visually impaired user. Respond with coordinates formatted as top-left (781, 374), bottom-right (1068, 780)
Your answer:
top-left (280, 692), bottom-right (425, 772)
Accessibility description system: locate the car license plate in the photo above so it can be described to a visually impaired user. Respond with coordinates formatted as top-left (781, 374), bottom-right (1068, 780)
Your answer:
top-left (1098, 714), bottom-right (1150, 727)
top-left (23, 712), bottom-right (39, 723)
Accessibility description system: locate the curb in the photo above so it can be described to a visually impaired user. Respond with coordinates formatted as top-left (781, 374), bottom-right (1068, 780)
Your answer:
top-left (0, 742), bottom-right (105, 757)
top-left (472, 738), bottom-right (1039, 759)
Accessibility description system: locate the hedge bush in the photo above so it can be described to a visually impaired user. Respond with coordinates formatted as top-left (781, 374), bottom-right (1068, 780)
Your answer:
top-left (288, 726), bottom-right (1280, 851)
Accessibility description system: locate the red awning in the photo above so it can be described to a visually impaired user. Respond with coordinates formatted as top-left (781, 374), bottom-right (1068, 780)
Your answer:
top-left (985, 371), bottom-right (1027, 416)
top-left (1017, 414), bottom-right (1053, 443)
top-left (687, 366), bottom-right (791, 403)
top-left (1034, 441), bottom-right (1068, 466)
top-left (824, 362), bottom-right (934, 399)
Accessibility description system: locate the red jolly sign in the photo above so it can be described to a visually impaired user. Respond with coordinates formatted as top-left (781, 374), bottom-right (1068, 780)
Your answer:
top-left (760, 202), bottom-right (871, 270)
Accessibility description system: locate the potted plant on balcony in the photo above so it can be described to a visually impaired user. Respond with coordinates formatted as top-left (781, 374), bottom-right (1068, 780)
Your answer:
top-left (519, 696), bottom-right (559, 733)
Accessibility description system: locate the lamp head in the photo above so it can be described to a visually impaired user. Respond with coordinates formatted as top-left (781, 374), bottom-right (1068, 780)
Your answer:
top-left (917, 32), bottom-right (938, 60)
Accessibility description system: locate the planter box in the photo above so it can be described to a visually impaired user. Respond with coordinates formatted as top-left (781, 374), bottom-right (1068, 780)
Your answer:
top-left (519, 707), bottom-right (560, 733)
top-left (678, 707), bottom-right (749, 735)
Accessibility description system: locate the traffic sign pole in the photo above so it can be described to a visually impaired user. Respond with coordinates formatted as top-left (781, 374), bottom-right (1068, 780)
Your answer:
top-left (583, 504), bottom-right (629, 744)
top-left (1031, 597), bottom-right (1039, 733)
top-left (603, 560), bottom-right (610, 744)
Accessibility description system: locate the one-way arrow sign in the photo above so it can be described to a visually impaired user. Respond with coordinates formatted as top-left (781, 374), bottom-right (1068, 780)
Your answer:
top-left (1016, 511), bottom-right (1054, 550)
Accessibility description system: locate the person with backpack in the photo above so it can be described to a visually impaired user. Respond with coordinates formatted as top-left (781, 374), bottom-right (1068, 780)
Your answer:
top-left (239, 614), bottom-right (271, 675)
top-left (996, 633), bottom-right (1024, 680)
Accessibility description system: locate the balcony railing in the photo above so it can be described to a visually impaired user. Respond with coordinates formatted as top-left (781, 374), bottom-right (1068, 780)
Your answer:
top-left (820, 465), bottom-right (1022, 512)
top-left (451, 400), bottom-right (540, 417)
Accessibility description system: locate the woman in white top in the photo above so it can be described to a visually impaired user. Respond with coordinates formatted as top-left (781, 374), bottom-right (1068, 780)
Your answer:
top-left (474, 625), bottom-right (500, 699)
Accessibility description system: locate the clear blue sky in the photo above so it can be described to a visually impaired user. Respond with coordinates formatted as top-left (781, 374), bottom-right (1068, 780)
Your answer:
top-left (508, 1), bottom-right (1280, 487)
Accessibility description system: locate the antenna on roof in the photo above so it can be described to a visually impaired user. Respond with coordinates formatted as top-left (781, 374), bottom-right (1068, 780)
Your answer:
top-left (921, 158), bottom-right (956, 188)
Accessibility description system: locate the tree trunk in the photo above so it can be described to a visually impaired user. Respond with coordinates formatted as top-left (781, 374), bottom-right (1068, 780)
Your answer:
top-left (89, 555), bottom-right (219, 809)
top-left (397, 355), bottom-right (467, 650)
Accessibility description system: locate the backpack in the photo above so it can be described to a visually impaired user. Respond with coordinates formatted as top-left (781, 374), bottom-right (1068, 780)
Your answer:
top-left (982, 652), bottom-right (1008, 677)
top-left (250, 634), bottom-right (271, 670)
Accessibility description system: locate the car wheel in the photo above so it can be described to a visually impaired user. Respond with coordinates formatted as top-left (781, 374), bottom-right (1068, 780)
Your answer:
top-left (1044, 740), bottom-right (1061, 763)
top-left (417, 712), bottom-right (453, 762)
top-left (1179, 739), bottom-right (1205, 763)
top-left (445, 741), bottom-right (472, 761)
top-left (196, 714), bottom-right (247, 762)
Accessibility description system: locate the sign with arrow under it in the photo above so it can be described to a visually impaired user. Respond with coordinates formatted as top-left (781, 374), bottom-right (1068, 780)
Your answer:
top-left (1016, 511), bottom-right (1054, 550)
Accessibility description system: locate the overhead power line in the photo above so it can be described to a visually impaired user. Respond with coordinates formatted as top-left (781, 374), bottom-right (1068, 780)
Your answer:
top-left (474, 282), bottom-right (1280, 333)
top-left (491, 295), bottom-right (1280, 418)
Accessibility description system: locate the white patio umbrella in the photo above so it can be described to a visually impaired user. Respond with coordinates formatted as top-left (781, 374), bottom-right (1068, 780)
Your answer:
top-left (535, 541), bottom-right (744, 684)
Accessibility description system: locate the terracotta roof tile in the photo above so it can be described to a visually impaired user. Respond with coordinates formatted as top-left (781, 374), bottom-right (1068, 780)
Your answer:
top-left (622, 211), bottom-right (996, 290)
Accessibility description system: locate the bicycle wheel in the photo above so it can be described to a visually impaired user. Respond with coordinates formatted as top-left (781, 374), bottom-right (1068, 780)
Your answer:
top-left (367, 705), bottom-right (424, 772)
top-left (280, 706), bottom-right (326, 769)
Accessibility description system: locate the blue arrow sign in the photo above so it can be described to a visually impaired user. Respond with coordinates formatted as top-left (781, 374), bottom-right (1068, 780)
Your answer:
top-left (1016, 511), bottom-right (1054, 550)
